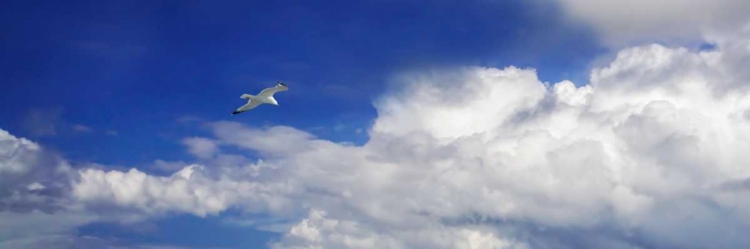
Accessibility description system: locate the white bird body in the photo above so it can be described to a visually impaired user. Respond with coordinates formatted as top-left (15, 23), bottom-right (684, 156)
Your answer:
top-left (232, 82), bottom-right (289, 115)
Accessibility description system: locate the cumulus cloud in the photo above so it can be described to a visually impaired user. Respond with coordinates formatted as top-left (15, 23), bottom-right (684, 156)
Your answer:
top-left (555, 0), bottom-right (750, 47)
top-left (5, 31), bottom-right (750, 248)
top-left (0, 129), bottom-right (204, 247)
top-left (271, 209), bottom-right (528, 249)
top-left (0, 129), bottom-right (74, 213)
top-left (54, 32), bottom-right (750, 248)
top-left (0, 129), bottom-right (109, 247)
top-left (72, 164), bottom-right (291, 218)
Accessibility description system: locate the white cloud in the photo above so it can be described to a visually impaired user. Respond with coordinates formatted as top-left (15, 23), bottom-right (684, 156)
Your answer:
top-left (5, 31), bottom-right (750, 248)
top-left (372, 66), bottom-right (547, 139)
top-left (181, 137), bottom-right (219, 159)
top-left (270, 209), bottom-right (527, 249)
top-left (555, 0), bottom-right (750, 47)
top-left (0, 129), bottom-right (74, 214)
top-left (210, 122), bottom-right (319, 158)
top-left (73, 165), bottom-right (229, 217)
top-left (0, 129), bottom-right (40, 174)
top-left (0, 129), bottom-right (106, 247)
top-left (151, 160), bottom-right (190, 173)
top-left (26, 182), bottom-right (45, 191)
top-left (71, 162), bottom-right (299, 219)
top-left (59, 32), bottom-right (750, 248)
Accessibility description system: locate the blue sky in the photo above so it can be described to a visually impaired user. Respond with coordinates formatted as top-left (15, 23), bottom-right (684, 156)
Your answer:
top-left (10, 0), bottom-right (732, 248)
top-left (1, 0), bottom-right (602, 166)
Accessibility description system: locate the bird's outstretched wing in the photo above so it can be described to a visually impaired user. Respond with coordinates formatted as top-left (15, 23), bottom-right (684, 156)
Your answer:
top-left (232, 99), bottom-right (261, 115)
top-left (257, 82), bottom-right (289, 98)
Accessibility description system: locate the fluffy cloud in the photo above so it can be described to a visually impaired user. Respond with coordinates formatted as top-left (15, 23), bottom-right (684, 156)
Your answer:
top-left (0, 129), bottom-right (73, 213)
top-left (271, 209), bottom-right (527, 249)
top-left (0, 130), bottom-right (106, 247)
top-left (57, 33), bottom-right (750, 248)
top-left (181, 137), bottom-right (219, 159)
top-left (5, 32), bottom-right (750, 248)
top-left (72, 164), bottom-right (298, 218)
top-left (555, 0), bottom-right (750, 47)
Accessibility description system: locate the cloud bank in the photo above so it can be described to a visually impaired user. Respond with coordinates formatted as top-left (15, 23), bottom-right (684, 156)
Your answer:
top-left (4, 29), bottom-right (750, 249)
top-left (555, 0), bottom-right (750, 47)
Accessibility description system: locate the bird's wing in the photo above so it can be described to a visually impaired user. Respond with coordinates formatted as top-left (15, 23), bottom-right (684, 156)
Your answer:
top-left (256, 83), bottom-right (289, 98)
top-left (237, 99), bottom-right (261, 112)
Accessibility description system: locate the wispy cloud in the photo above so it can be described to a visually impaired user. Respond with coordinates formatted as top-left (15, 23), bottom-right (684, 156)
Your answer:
top-left (21, 107), bottom-right (62, 137)
top-left (181, 137), bottom-right (219, 159)
top-left (73, 124), bottom-right (92, 133)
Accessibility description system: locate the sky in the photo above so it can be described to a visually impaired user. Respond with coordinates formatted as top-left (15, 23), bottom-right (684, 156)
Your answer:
top-left (2, 0), bottom-right (750, 248)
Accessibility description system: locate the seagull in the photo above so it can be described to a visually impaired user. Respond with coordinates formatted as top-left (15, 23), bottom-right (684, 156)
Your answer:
top-left (231, 81), bottom-right (289, 115)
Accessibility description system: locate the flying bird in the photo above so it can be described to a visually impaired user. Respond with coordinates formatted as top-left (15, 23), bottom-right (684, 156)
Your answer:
top-left (231, 82), bottom-right (289, 115)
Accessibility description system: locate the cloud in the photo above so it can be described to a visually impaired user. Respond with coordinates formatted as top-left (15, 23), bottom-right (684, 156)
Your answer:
top-left (0, 232), bottom-right (191, 249)
top-left (21, 108), bottom-right (62, 137)
top-left (0, 129), bottom-right (74, 213)
top-left (181, 137), bottom-right (219, 159)
top-left (0, 131), bottom-right (212, 247)
top-left (5, 31), bottom-right (750, 248)
top-left (56, 32), bottom-right (750, 248)
top-left (73, 165), bottom-right (250, 217)
top-left (0, 211), bottom-right (99, 244)
top-left (151, 160), bottom-right (191, 173)
top-left (270, 209), bottom-right (528, 249)
top-left (0, 129), bottom-right (109, 247)
top-left (73, 124), bottom-right (92, 133)
top-left (19, 108), bottom-right (96, 137)
top-left (554, 0), bottom-right (750, 47)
